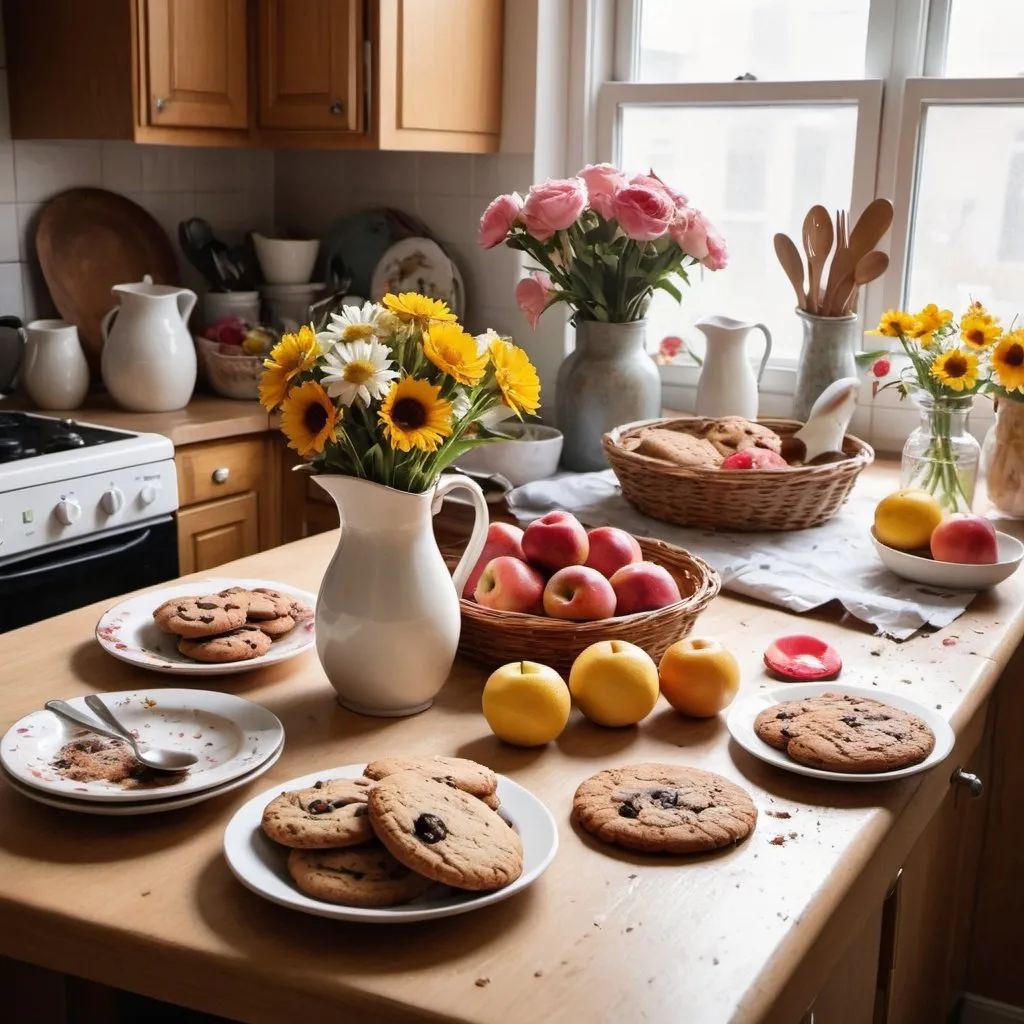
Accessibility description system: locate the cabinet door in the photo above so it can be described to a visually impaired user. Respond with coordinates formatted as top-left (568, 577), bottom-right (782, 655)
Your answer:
top-left (144, 0), bottom-right (248, 128)
top-left (258, 0), bottom-right (362, 131)
top-left (177, 492), bottom-right (259, 574)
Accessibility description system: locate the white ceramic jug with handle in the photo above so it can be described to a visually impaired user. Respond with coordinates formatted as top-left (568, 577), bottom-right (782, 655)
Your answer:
top-left (22, 319), bottom-right (90, 409)
top-left (100, 275), bottom-right (198, 412)
top-left (694, 315), bottom-right (773, 420)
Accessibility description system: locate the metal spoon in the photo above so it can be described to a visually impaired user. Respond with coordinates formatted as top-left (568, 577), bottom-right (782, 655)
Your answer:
top-left (773, 232), bottom-right (807, 309)
top-left (45, 699), bottom-right (197, 773)
top-left (802, 205), bottom-right (833, 314)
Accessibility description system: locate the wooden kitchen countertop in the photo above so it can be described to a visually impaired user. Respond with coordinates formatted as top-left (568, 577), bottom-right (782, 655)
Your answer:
top-left (1, 464), bottom-right (1022, 1024)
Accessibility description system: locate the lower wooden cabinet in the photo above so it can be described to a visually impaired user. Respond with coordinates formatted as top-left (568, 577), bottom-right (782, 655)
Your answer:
top-left (176, 490), bottom-right (259, 573)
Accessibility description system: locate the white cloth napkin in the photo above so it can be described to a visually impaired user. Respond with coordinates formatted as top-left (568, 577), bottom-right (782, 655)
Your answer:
top-left (507, 472), bottom-right (977, 639)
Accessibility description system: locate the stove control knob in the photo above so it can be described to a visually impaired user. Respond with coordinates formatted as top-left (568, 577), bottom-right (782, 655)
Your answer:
top-left (54, 498), bottom-right (82, 526)
top-left (139, 483), bottom-right (159, 506)
top-left (100, 487), bottom-right (125, 515)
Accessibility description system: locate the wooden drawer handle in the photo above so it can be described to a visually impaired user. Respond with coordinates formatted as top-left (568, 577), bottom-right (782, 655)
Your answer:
top-left (951, 766), bottom-right (983, 798)
top-left (212, 467), bottom-right (230, 485)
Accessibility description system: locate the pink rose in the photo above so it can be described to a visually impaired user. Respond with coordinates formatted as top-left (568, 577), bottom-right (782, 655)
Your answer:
top-left (520, 178), bottom-right (588, 242)
top-left (702, 216), bottom-right (729, 271)
top-left (631, 170), bottom-right (688, 209)
top-left (669, 209), bottom-right (709, 259)
top-left (613, 184), bottom-right (675, 241)
top-left (515, 271), bottom-right (554, 330)
top-left (578, 163), bottom-right (626, 219)
top-left (478, 192), bottom-right (523, 249)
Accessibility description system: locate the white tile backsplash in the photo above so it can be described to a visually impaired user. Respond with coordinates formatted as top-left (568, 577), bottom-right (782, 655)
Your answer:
top-left (140, 145), bottom-right (195, 193)
top-left (101, 141), bottom-right (143, 194)
top-left (0, 261), bottom-right (24, 319)
top-left (0, 202), bottom-right (18, 263)
top-left (14, 141), bottom-right (103, 202)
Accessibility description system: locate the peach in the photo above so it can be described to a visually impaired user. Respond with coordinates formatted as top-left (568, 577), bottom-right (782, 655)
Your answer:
top-left (930, 514), bottom-right (998, 565)
top-left (522, 510), bottom-right (589, 572)
top-left (584, 526), bottom-right (642, 579)
top-left (542, 565), bottom-right (617, 621)
top-left (609, 561), bottom-right (681, 615)
top-left (475, 556), bottom-right (546, 614)
top-left (462, 522), bottom-right (526, 598)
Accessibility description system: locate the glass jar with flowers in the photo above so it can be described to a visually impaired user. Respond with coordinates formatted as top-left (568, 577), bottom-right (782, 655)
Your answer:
top-left (479, 165), bottom-right (728, 470)
top-left (980, 330), bottom-right (1024, 516)
top-left (259, 294), bottom-right (541, 716)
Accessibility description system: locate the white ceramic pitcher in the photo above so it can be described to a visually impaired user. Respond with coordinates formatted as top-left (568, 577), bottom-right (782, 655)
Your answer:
top-left (100, 275), bottom-right (197, 412)
top-left (22, 319), bottom-right (89, 409)
top-left (313, 473), bottom-right (489, 717)
top-left (694, 315), bottom-right (773, 420)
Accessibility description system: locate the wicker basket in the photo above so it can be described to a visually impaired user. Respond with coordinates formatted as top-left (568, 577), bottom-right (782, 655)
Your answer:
top-left (447, 536), bottom-right (720, 675)
top-left (603, 417), bottom-right (874, 532)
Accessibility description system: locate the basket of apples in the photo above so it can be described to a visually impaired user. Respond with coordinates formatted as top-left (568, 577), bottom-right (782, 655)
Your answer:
top-left (452, 512), bottom-right (721, 674)
top-left (196, 316), bottom-right (278, 400)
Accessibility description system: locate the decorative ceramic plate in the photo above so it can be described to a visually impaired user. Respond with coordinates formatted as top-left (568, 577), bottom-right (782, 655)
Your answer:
top-left (871, 529), bottom-right (1023, 589)
top-left (370, 237), bottom-right (461, 316)
top-left (95, 577), bottom-right (317, 675)
top-left (727, 683), bottom-right (955, 783)
top-left (223, 764), bottom-right (559, 923)
top-left (1, 689), bottom-right (285, 802)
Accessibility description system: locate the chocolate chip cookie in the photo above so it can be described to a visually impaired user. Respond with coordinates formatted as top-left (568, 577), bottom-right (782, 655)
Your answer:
top-left (177, 624), bottom-right (272, 663)
top-left (637, 428), bottom-right (723, 468)
top-left (572, 763), bottom-right (757, 854)
top-left (754, 693), bottom-right (889, 751)
top-left (153, 596), bottom-right (202, 633)
top-left (363, 756), bottom-right (499, 805)
top-left (162, 595), bottom-right (247, 638)
top-left (286, 844), bottom-right (436, 907)
top-left (262, 778), bottom-right (374, 848)
top-left (256, 613), bottom-right (296, 639)
top-left (701, 417), bottom-right (782, 457)
top-left (367, 772), bottom-right (523, 890)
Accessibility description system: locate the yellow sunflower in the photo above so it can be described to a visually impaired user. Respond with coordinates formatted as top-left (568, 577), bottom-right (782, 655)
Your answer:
top-left (930, 348), bottom-right (979, 392)
top-left (490, 340), bottom-right (541, 417)
top-left (960, 313), bottom-right (1001, 351)
top-left (259, 325), bottom-right (320, 411)
top-left (423, 322), bottom-right (489, 386)
top-left (992, 330), bottom-right (1024, 393)
top-left (279, 381), bottom-right (341, 457)
top-left (913, 303), bottom-right (953, 334)
top-left (379, 377), bottom-right (453, 453)
top-left (382, 292), bottom-right (457, 326)
top-left (869, 309), bottom-right (916, 338)
top-left (963, 300), bottom-right (995, 324)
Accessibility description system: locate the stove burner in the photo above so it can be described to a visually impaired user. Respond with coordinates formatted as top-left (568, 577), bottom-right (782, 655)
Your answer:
top-left (0, 412), bottom-right (28, 433)
top-left (0, 436), bottom-right (23, 462)
top-left (45, 431), bottom-right (86, 453)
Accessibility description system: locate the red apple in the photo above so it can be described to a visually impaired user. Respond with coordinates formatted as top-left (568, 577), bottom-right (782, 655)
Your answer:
top-left (609, 561), bottom-right (681, 615)
top-left (542, 565), bottom-right (617, 621)
top-left (522, 510), bottom-right (589, 572)
top-left (462, 522), bottom-right (526, 598)
top-left (930, 514), bottom-right (999, 565)
top-left (475, 556), bottom-right (545, 614)
top-left (584, 526), bottom-right (642, 579)
top-left (721, 449), bottom-right (788, 470)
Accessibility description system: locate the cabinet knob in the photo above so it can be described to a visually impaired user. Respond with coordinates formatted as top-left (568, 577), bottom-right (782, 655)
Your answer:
top-left (154, 96), bottom-right (169, 113)
top-left (952, 766), bottom-right (983, 798)
top-left (329, 99), bottom-right (344, 116)
top-left (212, 467), bottom-right (230, 484)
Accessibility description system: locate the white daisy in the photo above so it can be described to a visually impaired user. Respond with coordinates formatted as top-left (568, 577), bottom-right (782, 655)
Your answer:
top-left (473, 328), bottom-right (507, 355)
top-left (451, 387), bottom-right (473, 422)
top-left (319, 339), bottom-right (399, 407)
top-left (318, 302), bottom-right (393, 351)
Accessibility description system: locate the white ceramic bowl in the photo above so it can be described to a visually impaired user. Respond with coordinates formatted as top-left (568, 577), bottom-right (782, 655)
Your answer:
top-left (871, 527), bottom-right (1023, 589)
top-left (253, 233), bottom-right (320, 285)
top-left (456, 423), bottom-right (563, 486)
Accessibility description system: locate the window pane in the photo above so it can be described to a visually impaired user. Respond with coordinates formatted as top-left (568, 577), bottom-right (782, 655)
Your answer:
top-left (637, 0), bottom-right (869, 82)
top-left (944, 1), bottom-right (1024, 77)
top-left (906, 105), bottom-right (1024, 327)
top-left (619, 104), bottom-right (858, 362)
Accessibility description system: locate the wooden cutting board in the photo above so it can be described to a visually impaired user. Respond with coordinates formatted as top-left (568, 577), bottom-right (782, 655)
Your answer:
top-left (35, 188), bottom-right (181, 375)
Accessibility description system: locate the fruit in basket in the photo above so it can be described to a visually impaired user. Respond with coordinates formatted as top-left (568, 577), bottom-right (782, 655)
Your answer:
top-left (475, 556), bottom-right (546, 613)
top-left (522, 511), bottom-right (589, 571)
top-left (482, 661), bottom-right (571, 746)
top-left (657, 638), bottom-right (740, 718)
top-left (569, 640), bottom-right (660, 727)
top-left (763, 634), bottom-right (841, 682)
top-left (873, 489), bottom-right (944, 551)
top-left (543, 565), bottom-right (617, 621)
top-left (609, 561), bottom-right (681, 615)
top-left (721, 449), bottom-right (788, 470)
top-left (584, 526), bottom-right (642, 578)
top-left (463, 522), bottom-right (526, 598)
top-left (930, 514), bottom-right (998, 565)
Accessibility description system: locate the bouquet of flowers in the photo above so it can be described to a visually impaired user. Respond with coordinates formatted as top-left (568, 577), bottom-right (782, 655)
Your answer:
top-left (479, 164), bottom-right (728, 327)
top-left (258, 293), bottom-right (541, 494)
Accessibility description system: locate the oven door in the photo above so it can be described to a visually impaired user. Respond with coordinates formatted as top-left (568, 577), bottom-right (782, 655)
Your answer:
top-left (0, 516), bottom-right (178, 633)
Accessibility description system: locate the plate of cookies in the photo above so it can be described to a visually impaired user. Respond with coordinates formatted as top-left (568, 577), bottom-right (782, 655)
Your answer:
top-left (223, 755), bottom-right (559, 922)
top-left (95, 578), bottom-right (317, 675)
top-left (727, 684), bottom-right (954, 782)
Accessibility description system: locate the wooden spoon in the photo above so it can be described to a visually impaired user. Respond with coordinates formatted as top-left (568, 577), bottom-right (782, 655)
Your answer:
top-left (773, 232), bottom-right (807, 310)
top-left (831, 249), bottom-right (889, 315)
top-left (847, 198), bottom-right (894, 264)
top-left (801, 205), bottom-right (833, 315)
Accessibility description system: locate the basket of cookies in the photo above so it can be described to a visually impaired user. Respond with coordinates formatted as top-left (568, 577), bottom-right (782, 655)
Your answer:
top-left (603, 415), bottom-right (874, 532)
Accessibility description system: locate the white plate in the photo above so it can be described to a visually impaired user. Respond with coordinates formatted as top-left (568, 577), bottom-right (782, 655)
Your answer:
top-left (1, 743), bottom-right (283, 816)
top-left (96, 577), bottom-right (317, 675)
top-left (369, 237), bottom-right (460, 316)
top-left (2, 689), bottom-right (285, 802)
top-left (871, 528), bottom-right (1023, 589)
top-left (223, 764), bottom-right (558, 923)
top-left (726, 683), bottom-right (955, 782)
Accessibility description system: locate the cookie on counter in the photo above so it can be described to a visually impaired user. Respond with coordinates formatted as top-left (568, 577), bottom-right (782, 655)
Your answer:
top-left (262, 778), bottom-right (375, 849)
top-left (363, 755), bottom-right (500, 809)
top-left (160, 595), bottom-right (248, 638)
top-left (287, 844), bottom-right (436, 907)
top-left (177, 624), bottom-right (272, 663)
top-left (753, 693), bottom-right (889, 751)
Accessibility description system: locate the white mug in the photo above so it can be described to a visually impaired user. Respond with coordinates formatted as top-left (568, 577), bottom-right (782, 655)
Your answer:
top-left (23, 318), bottom-right (90, 410)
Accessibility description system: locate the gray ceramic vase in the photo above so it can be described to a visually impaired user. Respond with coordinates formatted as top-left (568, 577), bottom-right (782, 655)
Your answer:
top-left (793, 310), bottom-right (860, 421)
top-left (555, 319), bottom-right (662, 471)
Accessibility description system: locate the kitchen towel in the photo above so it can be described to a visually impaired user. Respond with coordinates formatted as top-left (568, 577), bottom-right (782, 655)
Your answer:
top-left (506, 471), bottom-right (977, 639)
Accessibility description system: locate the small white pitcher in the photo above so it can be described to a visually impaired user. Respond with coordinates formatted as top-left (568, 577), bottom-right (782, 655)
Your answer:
top-left (22, 319), bottom-right (90, 410)
top-left (694, 315), bottom-right (773, 420)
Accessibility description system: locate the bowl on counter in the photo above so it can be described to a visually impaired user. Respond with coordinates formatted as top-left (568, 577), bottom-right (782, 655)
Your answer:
top-left (195, 335), bottom-right (262, 401)
top-left (870, 528), bottom-right (1023, 589)
top-left (456, 422), bottom-right (563, 487)
top-left (260, 282), bottom-right (326, 334)
top-left (253, 233), bottom-right (320, 285)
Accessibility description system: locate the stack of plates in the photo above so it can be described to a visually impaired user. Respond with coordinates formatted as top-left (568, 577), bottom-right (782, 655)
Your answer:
top-left (0, 689), bottom-right (284, 815)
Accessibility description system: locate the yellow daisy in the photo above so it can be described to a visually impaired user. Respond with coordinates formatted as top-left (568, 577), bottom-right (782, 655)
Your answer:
top-left (490, 340), bottom-right (541, 417)
top-left (382, 292), bottom-right (457, 326)
top-left (869, 309), bottom-right (916, 337)
top-left (930, 348), bottom-right (979, 392)
top-left (379, 377), bottom-right (453, 453)
top-left (279, 381), bottom-right (341, 457)
top-left (423, 322), bottom-right (489, 386)
top-left (912, 303), bottom-right (953, 338)
top-left (960, 314), bottom-right (1001, 350)
top-left (259, 325), bottom-right (320, 410)
top-left (992, 331), bottom-right (1024, 393)
top-left (963, 300), bottom-right (996, 325)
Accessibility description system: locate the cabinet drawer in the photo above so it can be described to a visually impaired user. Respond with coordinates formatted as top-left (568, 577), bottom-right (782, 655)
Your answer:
top-left (176, 437), bottom-right (264, 507)
top-left (177, 491), bottom-right (259, 574)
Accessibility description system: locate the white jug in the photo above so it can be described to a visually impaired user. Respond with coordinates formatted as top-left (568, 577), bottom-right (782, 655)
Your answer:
top-left (100, 276), bottom-right (198, 412)
top-left (694, 315), bottom-right (773, 420)
top-left (22, 319), bottom-right (90, 409)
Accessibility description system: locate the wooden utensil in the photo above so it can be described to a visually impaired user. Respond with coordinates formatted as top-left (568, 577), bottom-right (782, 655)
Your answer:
top-left (831, 249), bottom-right (890, 316)
top-left (823, 200), bottom-right (893, 315)
top-left (801, 205), bottom-right (833, 315)
top-left (773, 232), bottom-right (807, 309)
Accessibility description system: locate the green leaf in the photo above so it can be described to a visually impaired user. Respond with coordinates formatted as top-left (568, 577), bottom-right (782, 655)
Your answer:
top-left (655, 278), bottom-right (683, 303)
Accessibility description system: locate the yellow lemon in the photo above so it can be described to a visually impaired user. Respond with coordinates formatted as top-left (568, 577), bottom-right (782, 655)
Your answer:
top-left (482, 661), bottom-right (571, 746)
top-left (568, 640), bottom-right (660, 727)
top-left (874, 489), bottom-right (944, 551)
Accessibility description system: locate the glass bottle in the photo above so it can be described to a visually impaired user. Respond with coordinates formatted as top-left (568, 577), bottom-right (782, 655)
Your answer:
top-left (980, 396), bottom-right (1024, 517)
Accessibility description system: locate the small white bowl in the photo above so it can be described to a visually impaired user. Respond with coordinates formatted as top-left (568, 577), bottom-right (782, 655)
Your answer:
top-left (871, 528), bottom-right (1023, 589)
top-left (457, 423), bottom-right (563, 487)
top-left (253, 232), bottom-right (320, 285)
